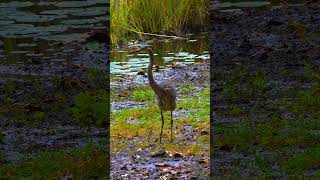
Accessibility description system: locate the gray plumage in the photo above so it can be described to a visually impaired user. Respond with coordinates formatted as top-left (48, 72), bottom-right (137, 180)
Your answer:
top-left (145, 47), bottom-right (177, 144)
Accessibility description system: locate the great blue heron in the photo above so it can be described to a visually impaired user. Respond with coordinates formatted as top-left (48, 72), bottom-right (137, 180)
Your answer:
top-left (130, 46), bottom-right (177, 144)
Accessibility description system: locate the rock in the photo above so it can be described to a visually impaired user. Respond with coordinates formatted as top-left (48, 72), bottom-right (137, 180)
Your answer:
top-left (268, 19), bottom-right (284, 26)
top-left (155, 163), bottom-right (167, 167)
top-left (151, 149), bottom-right (169, 157)
top-left (198, 158), bottom-right (208, 164)
top-left (200, 130), bottom-right (209, 135)
top-left (173, 152), bottom-right (184, 158)
top-left (137, 70), bottom-right (145, 75)
top-left (127, 117), bottom-right (139, 124)
top-left (160, 168), bottom-right (171, 173)
top-left (219, 144), bottom-right (233, 152)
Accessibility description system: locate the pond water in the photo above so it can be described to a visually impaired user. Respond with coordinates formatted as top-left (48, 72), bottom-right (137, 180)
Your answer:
top-left (215, 0), bottom-right (305, 12)
top-left (0, 0), bottom-right (109, 65)
top-left (110, 33), bottom-right (210, 75)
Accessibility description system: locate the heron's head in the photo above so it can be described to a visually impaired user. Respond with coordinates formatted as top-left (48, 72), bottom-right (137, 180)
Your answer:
top-left (128, 45), bottom-right (151, 55)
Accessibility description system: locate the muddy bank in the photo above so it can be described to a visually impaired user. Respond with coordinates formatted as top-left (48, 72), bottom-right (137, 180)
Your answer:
top-left (211, 2), bottom-right (319, 177)
top-left (111, 62), bottom-right (209, 111)
top-left (110, 61), bottom-right (210, 179)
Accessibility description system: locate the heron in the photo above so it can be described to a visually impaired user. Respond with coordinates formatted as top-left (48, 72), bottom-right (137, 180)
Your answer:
top-left (130, 46), bottom-right (177, 144)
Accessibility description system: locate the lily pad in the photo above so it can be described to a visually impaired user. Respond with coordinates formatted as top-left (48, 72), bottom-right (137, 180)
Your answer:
top-left (175, 52), bottom-right (189, 57)
top-left (37, 33), bottom-right (89, 42)
top-left (9, 12), bottom-right (67, 23)
top-left (54, 1), bottom-right (97, 8)
top-left (235, 1), bottom-right (271, 8)
top-left (62, 19), bottom-right (100, 25)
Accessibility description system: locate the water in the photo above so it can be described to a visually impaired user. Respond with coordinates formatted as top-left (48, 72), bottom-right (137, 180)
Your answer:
top-left (110, 33), bottom-right (210, 75)
top-left (0, 0), bottom-right (109, 65)
top-left (215, 0), bottom-right (305, 12)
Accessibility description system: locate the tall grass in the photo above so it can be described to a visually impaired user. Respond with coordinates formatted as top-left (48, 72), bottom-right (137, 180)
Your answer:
top-left (111, 0), bottom-right (209, 45)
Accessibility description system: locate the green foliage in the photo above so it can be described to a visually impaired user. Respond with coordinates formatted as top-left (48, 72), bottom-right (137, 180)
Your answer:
top-left (71, 91), bottom-right (108, 127)
top-left (250, 71), bottom-right (267, 94)
top-left (32, 111), bottom-right (46, 123)
top-left (291, 84), bottom-right (320, 116)
top-left (131, 89), bottom-right (154, 102)
top-left (2, 80), bottom-right (18, 104)
top-left (282, 146), bottom-right (320, 174)
top-left (86, 68), bottom-right (107, 89)
top-left (0, 144), bottom-right (108, 179)
top-left (179, 83), bottom-right (195, 95)
top-left (111, 0), bottom-right (209, 44)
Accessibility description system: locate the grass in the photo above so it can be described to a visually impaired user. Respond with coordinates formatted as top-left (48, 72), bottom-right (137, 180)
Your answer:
top-left (111, 88), bottom-right (209, 154)
top-left (282, 146), bottom-right (320, 174)
top-left (0, 144), bottom-right (108, 179)
top-left (132, 89), bottom-right (154, 101)
top-left (212, 65), bottom-right (320, 176)
top-left (111, 0), bottom-right (209, 44)
top-left (71, 90), bottom-right (109, 128)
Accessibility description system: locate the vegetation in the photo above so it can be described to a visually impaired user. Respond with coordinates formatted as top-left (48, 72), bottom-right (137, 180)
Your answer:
top-left (213, 65), bottom-right (320, 176)
top-left (111, 86), bottom-right (209, 155)
top-left (132, 89), bottom-right (154, 101)
top-left (71, 91), bottom-right (109, 128)
top-left (111, 0), bottom-right (209, 44)
top-left (0, 144), bottom-right (108, 179)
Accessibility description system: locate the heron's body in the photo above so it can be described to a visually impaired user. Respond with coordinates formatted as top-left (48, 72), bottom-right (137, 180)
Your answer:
top-left (145, 47), bottom-right (177, 143)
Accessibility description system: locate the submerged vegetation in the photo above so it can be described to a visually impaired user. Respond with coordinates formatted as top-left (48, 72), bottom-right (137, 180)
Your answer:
top-left (110, 0), bottom-right (209, 44)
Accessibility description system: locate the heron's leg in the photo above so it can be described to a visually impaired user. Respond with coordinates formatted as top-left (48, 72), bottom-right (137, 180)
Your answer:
top-left (160, 109), bottom-right (164, 144)
top-left (170, 111), bottom-right (173, 142)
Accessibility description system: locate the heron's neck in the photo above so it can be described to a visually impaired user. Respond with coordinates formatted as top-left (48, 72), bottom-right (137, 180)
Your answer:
top-left (147, 48), bottom-right (163, 96)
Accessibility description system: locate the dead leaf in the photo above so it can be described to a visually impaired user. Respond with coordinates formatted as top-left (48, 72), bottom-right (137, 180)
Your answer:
top-left (155, 163), bottom-right (167, 167)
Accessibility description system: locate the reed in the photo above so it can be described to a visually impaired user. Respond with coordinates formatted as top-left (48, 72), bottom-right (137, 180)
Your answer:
top-left (111, 0), bottom-right (209, 45)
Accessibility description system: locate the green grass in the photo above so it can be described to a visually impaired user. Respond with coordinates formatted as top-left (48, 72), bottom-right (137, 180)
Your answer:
top-left (213, 66), bottom-right (320, 176)
top-left (111, 0), bottom-right (209, 44)
top-left (0, 144), bottom-right (108, 179)
top-left (131, 89), bottom-right (154, 101)
top-left (71, 90), bottom-right (109, 128)
top-left (111, 88), bottom-right (209, 154)
top-left (282, 146), bottom-right (320, 175)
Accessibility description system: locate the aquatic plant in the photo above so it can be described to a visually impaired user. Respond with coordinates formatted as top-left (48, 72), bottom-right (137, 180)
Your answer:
top-left (111, 0), bottom-right (209, 44)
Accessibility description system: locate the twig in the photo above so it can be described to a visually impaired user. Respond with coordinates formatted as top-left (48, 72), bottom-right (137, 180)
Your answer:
top-left (118, 25), bottom-right (186, 39)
